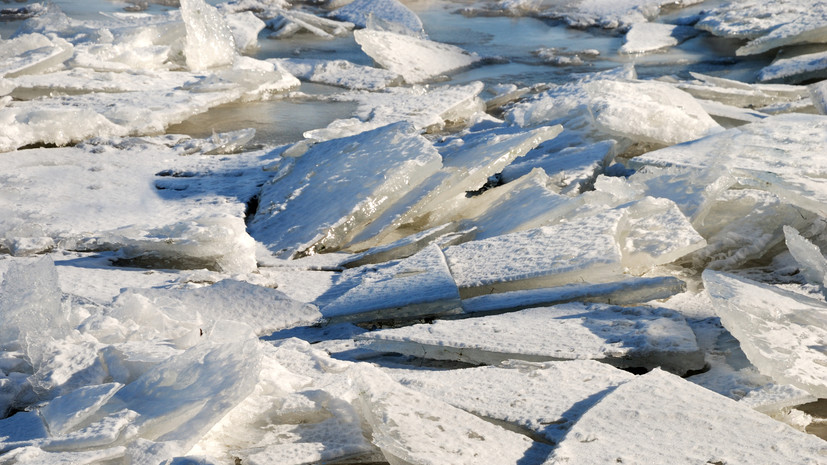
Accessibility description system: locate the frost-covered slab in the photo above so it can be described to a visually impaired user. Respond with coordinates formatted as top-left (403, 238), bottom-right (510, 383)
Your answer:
top-left (351, 365), bottom-right (551, 465)
top-left (620, 23), bottom-right (695, 55)
top-left (704, 270), bottom-right (827, 398)
top-left (759, 50), bottom-right (827, 83)
top-left (461, 276), bottom-right (686, 315)
top-left (354, 29), bottom-right (480, 84)
top-left (550, 368), bottom-right (827, 464)
top-left (507, 75), bottom-right (720, 146)
top-left (318, 245), bottom-right (462, 324)
top-left (444, 209), bottom-right (624, 297)
top-left (696, 0), bottom-right (827, 56)
top-left (304, 82), bottom-right (484, 141)
top-left (118, 280), bottom-right (321, 337)
top-left (390, 360), bottom-right (633, 444)
top-left (630, 113), bottom-right (827, 217)
top-left (0, 33), bottom-right (73, 78)
top-left (249, 122), bottom-right (442, 258)
top-left (330, 0), bottom-right (425, 37)
top-left (270, 58), bottom-right (401, 90)
top-left (359, 303), bottom-right (704, 374)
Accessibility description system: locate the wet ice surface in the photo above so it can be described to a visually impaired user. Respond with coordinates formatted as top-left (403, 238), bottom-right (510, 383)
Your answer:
top-left (2, 0), bottom-right (827, 463)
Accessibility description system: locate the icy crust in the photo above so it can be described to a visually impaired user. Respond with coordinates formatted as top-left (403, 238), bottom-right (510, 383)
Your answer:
top-left (696, 0), bottom-right (827, 56)
top-left (549, 368), bottom-right (827, 464)
top-left (358, 303), bottom-right (704, 374)
top-left (703, 270), bottom-right (827, 398)
top-left (389, 360), bottom-right (633, 444)
top-left (506, 71), bottom-right (721, 147)
top-left (270, 57), bottom-right (402, 90)
top-left (318, 245), bottom-right (462, 324)
top-left (329, 0), bottom-right (425, 37)
top-left (352, 364), bottom-right (551, 465)
top-left (249, 122), bottom-right (442, 258)
top-left (354, 29), bottom-right (480, 84)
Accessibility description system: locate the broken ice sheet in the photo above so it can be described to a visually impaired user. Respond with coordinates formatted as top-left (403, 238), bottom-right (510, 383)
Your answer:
top-left (0, 33), bottom-right (73, 78)
top-left (550, 368), bottom-right (827, 464)
top-left (248, 121), bottom-right (442, 258)
top-left (531, 0), bottom-right (703, 30)
top-left (695, 0), bottom-right (827, 56)
top-left (630, 113), bottom-right (827, 217)
top-left (675, 72), bottom-right (812, 112)
top-left (352, 364), bottom-right (552, 465)
top-left (506, 70), bottom-right (721, 147)
top-left (358, 302), bottom-right (704, 375)
top-left (704, 270), bottom-right (827, 398)
top-left (354, 28), bottom-right (480, 84)
top-left (317, 245), bottom-right (461, 325)
top-left (389, 360), bottom-right (633, 444)
top-left (759, 50), bottom-right (827, 84)
top-left (267, 8), bottom-right (354, 39)
top-left (38, 382), bottom-right (123, 436)
top-left (619, 22), bottom-right (696, 55)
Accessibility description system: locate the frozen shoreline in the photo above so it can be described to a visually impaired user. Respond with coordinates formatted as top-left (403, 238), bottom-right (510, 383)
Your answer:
top-left (2, 0), bottom-right (827, 464)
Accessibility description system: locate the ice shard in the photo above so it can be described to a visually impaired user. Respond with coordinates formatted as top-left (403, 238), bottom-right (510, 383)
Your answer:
top-left (704, 270), bottom-right (827, 397)
top-left (180, 0), bottom-right (236, 71)
top-left (330, 0), bottom-right (425, 37)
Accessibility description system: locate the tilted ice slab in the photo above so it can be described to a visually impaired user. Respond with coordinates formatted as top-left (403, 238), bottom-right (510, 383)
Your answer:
top-left (267, 8), bottom-right (354, 39)
top-left (359, 303), bottom-right (704, 374)
top-left (0, 33), bottom-right (73, 78)
top-left (630, 113), bottom-right (827, 217)
top-left (181, 0), bottom-right (236, 71)
top-left (704, 270), bottom-right (827, 398)
top-left (390, 360), bottom-right (633, 444)
top-left (270, 58), bottom-right (401, 90)
top-left (759, 50), bottom-right (827, 84)
top-left (461, 276), bottom-right (687, 315)
top-left (537, 0), bottom-right (703, 30)
top-left (330, 0), bottom-right (425, 37)
top-left (249, 122), bottom-right (442, 258)
top-left (346, 124), bottom-right (561, 251)
top-left (507, 74), bottom-right (720, 147)
top-left (354, 29), bottom-right (480, 84)
top-left (619, 22), bottom-right (690, 55)
top-left (304, 81), bottom-right (485, 141)
top-left (351, 364), bottom-right (551, 465)
top-left (696, 0), bottom-right (827, 56)
top-left (318, 245), bottom-right (462, 324)
top-left (549, 368), bottom-right (827, 464)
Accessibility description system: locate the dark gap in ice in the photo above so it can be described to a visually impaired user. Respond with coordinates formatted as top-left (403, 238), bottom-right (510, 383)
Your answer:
top-left (110, 253), bottom-right (220, 272)
top-left (17, 142), bottom-right (61, 150)
top-left (465, 173), bottom-right (504, 197)
top-left (619, 366), bottom-right (650, 375)
top-left (797, 399), bottom-right (827, 441)
top-left (244, 193), bottom-right (260, 226)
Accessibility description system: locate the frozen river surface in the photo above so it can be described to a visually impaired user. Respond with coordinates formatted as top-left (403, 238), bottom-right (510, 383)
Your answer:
top-left (2, 0), bottom-right (827, 464)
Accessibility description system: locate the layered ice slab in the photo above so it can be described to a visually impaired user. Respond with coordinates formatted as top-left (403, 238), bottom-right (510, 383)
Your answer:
top-left (506, 71), bottom-right (720, 147)
top-left (534, 0), bottom-right (703, 30)
top-left (390, 360), bottom-right (633, 444)
top-left (354, 29), bottom-right (480, 84)
top-left (317, 245), bottom-right (462, 324)
top-left (443, 199), bottom-right (703, 297)
top-left (620, 23), bottom-right (694, 55)
top-left (759, 50), bottom-right (827, 84)
top-left (358, 303), bottom-right (704, 375)
top-left (352, 365), bottom-right (552, 465)
top-left (696, 0), bottom-right (827, 56)
top-left (703, 270), bottom-right (827, 398)
top-left (630, 113), bottom-right (827, 217)
top-left (0, 33), bottom-right (73, 78)
top-left (270, 58), bottom-right (401, 90)
top-left (550, 368), bottom-right (827, 463)
top-left (675, 72), bottom-right (812, 114)
top-left (249, 122), bottom-right (442, 258)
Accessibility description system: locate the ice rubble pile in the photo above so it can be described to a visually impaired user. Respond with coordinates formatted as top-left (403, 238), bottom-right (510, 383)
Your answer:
top-left (2, 0), bottom-right (827, 464)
